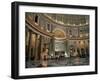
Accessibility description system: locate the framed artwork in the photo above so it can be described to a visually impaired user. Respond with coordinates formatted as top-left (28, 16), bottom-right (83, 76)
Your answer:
top-left (11, 1), bottom-right (98, 79)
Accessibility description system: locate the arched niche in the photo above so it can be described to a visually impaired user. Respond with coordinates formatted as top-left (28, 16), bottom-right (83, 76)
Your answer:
top-left (53, 28), bottom-right (66, 39)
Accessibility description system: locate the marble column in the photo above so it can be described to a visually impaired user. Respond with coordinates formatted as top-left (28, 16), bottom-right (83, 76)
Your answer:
top-left (34, 34), bottom-right (38, 61)
top-left (28, 31), bottom-right (32, 61)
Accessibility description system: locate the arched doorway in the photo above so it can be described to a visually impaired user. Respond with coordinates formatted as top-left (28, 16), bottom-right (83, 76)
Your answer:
top-left (52, 28), bottom-right (69, 58)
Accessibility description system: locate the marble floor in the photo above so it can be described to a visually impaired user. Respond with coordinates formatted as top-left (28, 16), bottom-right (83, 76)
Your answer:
top-left (26, 57), bottom-right (89, 68)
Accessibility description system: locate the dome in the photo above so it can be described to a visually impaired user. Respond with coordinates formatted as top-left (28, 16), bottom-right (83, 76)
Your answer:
top-left (44, 13), bottom-right (89, 26)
